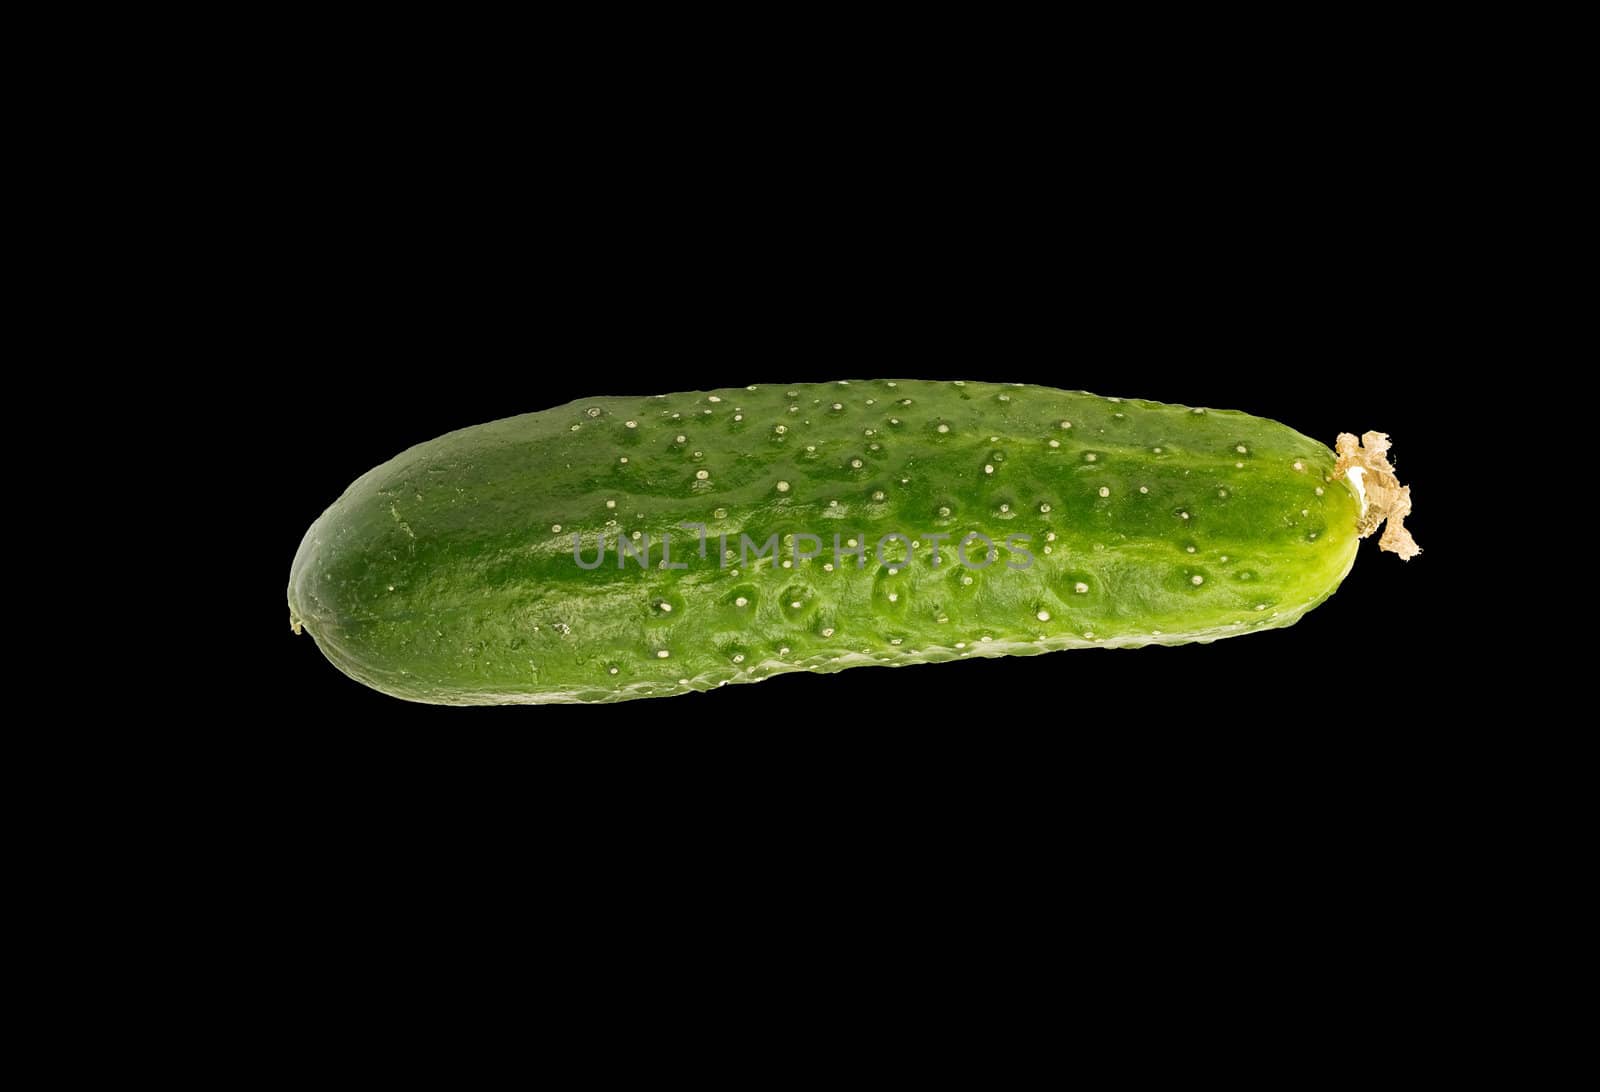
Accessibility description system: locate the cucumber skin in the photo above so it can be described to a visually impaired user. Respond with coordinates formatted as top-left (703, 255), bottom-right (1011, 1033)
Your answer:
top-left (288, 381), bottom-right (1360, 705)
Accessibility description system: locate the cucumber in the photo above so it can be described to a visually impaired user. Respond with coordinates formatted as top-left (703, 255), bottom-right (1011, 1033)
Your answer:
top-left (288, 380), bottom-right (1417, 705)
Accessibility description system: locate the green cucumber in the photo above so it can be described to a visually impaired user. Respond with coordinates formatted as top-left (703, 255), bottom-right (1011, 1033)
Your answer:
top-left (288, 380), bottom-right (1417, 705)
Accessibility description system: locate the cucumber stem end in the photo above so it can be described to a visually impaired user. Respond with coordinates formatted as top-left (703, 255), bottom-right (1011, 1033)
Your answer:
top-left (1333, 431), bottom-right (1420, 560)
